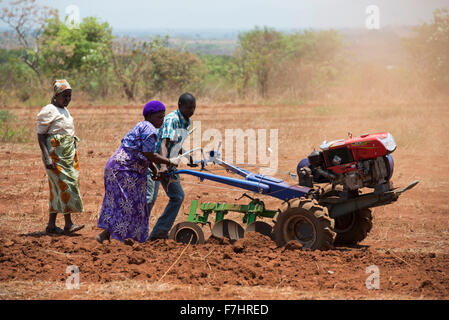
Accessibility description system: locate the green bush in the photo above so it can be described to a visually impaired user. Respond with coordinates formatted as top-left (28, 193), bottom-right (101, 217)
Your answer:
top-left (0, 110), bottom-right (30, 143)
top-left (402, 8), bottom-right (449, 93)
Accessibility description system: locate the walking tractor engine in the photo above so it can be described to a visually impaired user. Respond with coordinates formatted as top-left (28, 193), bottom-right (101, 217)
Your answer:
top-left (167, 132), bottom-right (419, 250)
top-left (298, 132), bottom-right (396, 192)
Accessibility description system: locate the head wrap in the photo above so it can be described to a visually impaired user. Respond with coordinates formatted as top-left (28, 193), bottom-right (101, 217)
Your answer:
top-left (143, 100), bottom-right (166, 117)
top-left (53, 79), bottom-right (71, 96)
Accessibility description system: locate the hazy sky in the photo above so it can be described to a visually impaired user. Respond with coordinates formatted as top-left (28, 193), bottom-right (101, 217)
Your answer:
top-left (1, 0), bottom-right (448, 30)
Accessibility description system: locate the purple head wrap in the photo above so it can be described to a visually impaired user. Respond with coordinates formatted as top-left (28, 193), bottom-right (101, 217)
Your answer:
top-left (143, 100), bottom-right (166, 117)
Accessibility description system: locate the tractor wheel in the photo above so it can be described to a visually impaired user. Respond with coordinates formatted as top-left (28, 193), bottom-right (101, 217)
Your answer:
top-left (272, 198), bottom-right (335, 250)
top-left (169, 222), bottom-right (205, 245)
top-left (333, 208), bottom-right (373, 245)
top-left (318, 185), bottom-right (373, 246)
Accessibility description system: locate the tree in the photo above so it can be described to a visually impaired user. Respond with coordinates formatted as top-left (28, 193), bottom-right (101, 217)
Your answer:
top-left (235, 26), bottom-right (285, 98)
top-left (403, 7), bottom-right (449, 91)
top-left (40, 16), bottom-right (113, 96)
top-left (145, 46), bottom-right (206, 99)
top-left (41, 16), bottom-right (112, 71)
top-left (198, 54), bottom-right (240, 97)
top-left (0, 48), bottom-right (37, 100)
top-left (0, 0), bottom-right (57, 82)
top-left (277, 29), bottom-right (343, 97)
top-left (110, 36), bottom-right (166, 101)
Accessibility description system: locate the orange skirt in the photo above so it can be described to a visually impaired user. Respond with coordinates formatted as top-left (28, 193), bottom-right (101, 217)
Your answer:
top-left (44, 134), bottom-right (84, 214)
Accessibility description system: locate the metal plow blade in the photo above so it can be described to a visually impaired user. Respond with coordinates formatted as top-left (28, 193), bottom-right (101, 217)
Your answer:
top-left (246, 221), bottom-right (273, 239)
top-left (211, 219), bottom-right (245, 241)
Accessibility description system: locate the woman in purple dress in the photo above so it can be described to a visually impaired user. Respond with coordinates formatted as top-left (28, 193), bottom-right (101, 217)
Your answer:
top-left (96, 101), bottom-right (178, 244)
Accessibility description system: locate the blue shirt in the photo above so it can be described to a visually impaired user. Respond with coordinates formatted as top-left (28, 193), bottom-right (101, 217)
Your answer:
top-left (122, 121), bottom-right (158, 153)
top-left (155, 109), bottom-right (191, 156)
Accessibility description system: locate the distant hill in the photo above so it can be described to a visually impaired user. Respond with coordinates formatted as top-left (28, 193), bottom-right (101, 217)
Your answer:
top-left (112, 28), bottom-right (244, 40)
top-left (0, 25), bottom-right (416, 59)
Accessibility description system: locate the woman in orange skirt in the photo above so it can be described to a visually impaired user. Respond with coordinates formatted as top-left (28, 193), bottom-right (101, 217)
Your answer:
top-left (36, 79), bottom-right (84, 235)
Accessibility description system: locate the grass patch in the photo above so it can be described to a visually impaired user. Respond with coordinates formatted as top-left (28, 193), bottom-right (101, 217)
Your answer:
top-left (0, 109), bottom-right (31, 143)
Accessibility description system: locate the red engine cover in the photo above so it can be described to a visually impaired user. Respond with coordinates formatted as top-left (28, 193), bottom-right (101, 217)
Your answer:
top-left (320, 132), bottom-right (395, 173)
top-left (346, 133), bottom-right (390, 160)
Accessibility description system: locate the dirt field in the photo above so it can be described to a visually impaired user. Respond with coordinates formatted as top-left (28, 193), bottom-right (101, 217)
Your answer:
top-left (1, 100), bottom-right (448, 300)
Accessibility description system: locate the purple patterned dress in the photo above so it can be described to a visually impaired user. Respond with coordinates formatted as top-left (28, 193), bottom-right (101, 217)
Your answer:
top-left (97, 121), bottom-right (158, 243)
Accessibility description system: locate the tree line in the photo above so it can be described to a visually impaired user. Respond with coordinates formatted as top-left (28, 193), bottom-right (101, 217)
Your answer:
top-left (0, 1), bottom-right (448, 105)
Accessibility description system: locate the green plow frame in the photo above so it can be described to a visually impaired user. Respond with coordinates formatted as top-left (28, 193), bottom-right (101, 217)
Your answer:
top-left (169, 194), bottom-right (278, 244)
top-left (186, 199), bottom-right (277, 226)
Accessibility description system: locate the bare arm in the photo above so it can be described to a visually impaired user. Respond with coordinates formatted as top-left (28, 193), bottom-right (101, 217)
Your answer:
top-left (157, 138), bottom-right (171, 171)
top-left (143, 147), bottom-right (171, 166)
top-left (37, 134), bottom-right (54, 170)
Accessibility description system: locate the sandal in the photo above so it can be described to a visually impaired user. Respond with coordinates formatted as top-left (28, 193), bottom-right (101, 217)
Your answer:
top-left (124, 239), bottom-right (134, 246)
top-left (45, 226), bottom-right (64, 235)
top-left (63, 224), bottom-right (85, 235)
top-left (96, 230), bottom-right (110, 244)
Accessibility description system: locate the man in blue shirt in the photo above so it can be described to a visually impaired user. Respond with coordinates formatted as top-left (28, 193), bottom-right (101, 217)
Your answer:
top-left (146, 93), bottom-right (196, 240)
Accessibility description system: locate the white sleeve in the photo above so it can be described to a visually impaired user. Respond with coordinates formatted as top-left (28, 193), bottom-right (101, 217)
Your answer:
top-left (36, 105), bottom-right (56, 134)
